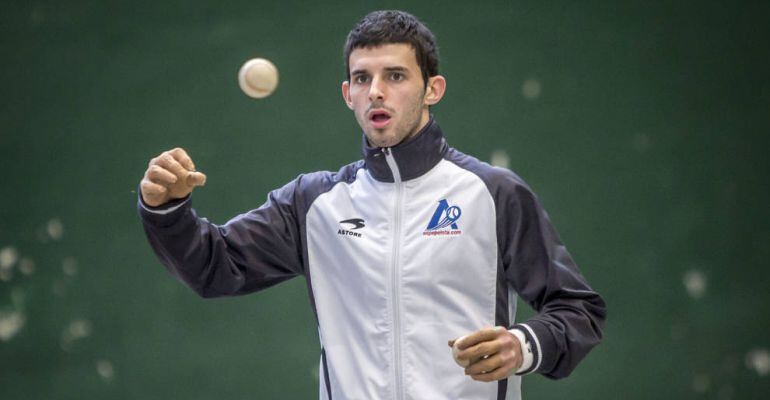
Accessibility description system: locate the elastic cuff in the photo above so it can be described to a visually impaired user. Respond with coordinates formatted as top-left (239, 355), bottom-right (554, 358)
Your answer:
top-left (512, 323), bottom-right (541, 375)
top-left (137, 193), bottom-right (192, 228)
top-left (139, 195), bottom-right (191, 215)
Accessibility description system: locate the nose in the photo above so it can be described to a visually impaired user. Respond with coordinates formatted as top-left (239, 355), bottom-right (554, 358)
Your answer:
top-left (368, 76), bottom-right (386, 102)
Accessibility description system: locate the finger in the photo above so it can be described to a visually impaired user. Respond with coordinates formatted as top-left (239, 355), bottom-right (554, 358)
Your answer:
top-left (154, 153), bottom-right (189, 179)
top-left (470, 367), bottom-right (509, 383)
top-left (169, 147), bottom-right (196, 171)
top-left (458, 340), bottom-right (502, 366)
top-left (465, 353), bottom-right (503, 376)
top-left (140, 179), bottom-right (168, 205)
top-left (185, 171), bottom-right (207, 187)
top-left (146, 165), bottom-right (178, 186)
top-left (456, 327), bottom-right (500, 350)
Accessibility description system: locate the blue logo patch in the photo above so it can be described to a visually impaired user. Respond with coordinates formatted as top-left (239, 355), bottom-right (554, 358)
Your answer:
top-left (424, 199), bottom-right (462, 236)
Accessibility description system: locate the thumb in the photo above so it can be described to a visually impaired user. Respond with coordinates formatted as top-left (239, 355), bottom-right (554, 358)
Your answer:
top-left (185, 171), bottom-right (207, 187)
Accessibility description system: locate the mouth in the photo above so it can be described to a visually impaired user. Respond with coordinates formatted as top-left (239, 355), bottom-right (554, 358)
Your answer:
top-left (368, 109), bottom-right (392, 129)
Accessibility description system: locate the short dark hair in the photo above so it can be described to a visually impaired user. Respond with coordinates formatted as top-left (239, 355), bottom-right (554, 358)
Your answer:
top-left (343, 10), bottom-right (439, 87)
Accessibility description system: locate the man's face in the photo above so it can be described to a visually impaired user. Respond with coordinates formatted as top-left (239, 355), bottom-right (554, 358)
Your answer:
top-left (342, 43), bottom-right (443, 148)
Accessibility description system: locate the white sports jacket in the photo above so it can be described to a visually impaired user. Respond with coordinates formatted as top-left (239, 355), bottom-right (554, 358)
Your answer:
top-left (139, 117), bottom-right (606, 400)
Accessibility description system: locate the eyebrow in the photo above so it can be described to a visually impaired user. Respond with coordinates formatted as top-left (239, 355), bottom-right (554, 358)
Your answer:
top-left (350, 66), bottom-right (409, 76)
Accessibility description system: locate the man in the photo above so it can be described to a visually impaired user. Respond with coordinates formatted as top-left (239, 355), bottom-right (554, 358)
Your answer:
top-left (138, 10), bottom-right (606, 400)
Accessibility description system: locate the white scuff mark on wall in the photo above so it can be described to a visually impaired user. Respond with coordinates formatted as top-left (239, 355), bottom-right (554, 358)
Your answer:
top-left (96, 359), bottom-right (115, 381)
top-left (61, 318), bottom-right (92, 351)
top-left (0, 310), bottom-right (25, 342)
top-left (62, 257), bottom-right (78, 276)
top-left (746, 348), bottom-right (770, 377)
top-left (18, 258), bottom-right (35, 275)
top-left (490, 149), bottom-right (510, 169)
top-left (683, 269), bottom-right (707, 299)
top-left (47, 218), bottom-right (64, 240)
top-left (522, 78), bottom-right (541, 100)
top-left (0, 246), bottom-right (19, 269)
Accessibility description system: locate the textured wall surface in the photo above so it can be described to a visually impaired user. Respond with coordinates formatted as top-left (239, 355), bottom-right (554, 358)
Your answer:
top-left (1, 1), bottom-right (768, 399)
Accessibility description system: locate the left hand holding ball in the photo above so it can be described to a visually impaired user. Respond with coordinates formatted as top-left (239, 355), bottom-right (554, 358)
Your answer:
top-left (448, 326), bottom-right (523, 382)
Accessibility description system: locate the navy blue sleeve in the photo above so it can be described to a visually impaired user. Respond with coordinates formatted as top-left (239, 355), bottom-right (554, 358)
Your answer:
top-left (498, 176), bottom-right (606, 379)
top-left (138, 179), bottom-right (306, 298)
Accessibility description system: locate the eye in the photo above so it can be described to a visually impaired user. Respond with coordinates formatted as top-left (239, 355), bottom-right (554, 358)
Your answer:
top-left (390, 72), bottom-right (404, 81)
top-left (354, 75), bottom-right (369, 84)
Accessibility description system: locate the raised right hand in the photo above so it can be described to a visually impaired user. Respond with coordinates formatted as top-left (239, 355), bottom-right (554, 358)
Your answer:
top-left (140, 148), bottom-right (207, 207)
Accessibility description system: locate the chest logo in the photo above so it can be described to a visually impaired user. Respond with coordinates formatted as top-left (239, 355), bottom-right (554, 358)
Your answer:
top-left (339, 218), bottom-right (365, 230)
top-left (424, 199), bottom-right (463, 237)
top-left (338, 218), bottom-right (365, 238)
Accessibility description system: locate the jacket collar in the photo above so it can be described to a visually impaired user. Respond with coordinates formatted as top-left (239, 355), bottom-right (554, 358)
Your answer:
top-left (362, 116), bottom-right (448, 183)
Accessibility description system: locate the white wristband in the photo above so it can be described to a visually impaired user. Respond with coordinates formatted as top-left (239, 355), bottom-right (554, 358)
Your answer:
top-left (509, 328), bottom-right (533, 374)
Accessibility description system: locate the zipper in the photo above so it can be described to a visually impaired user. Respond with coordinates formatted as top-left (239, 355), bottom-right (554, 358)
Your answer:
top-left (383, 147), bottom-right (404, 400)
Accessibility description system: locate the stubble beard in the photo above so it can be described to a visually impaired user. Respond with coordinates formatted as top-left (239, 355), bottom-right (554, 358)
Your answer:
top-left (362, 90), bottom-right (426, 148)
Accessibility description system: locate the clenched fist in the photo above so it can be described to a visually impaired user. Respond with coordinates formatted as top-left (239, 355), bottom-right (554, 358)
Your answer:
top-left (140, 148), bottom-right (207, 207)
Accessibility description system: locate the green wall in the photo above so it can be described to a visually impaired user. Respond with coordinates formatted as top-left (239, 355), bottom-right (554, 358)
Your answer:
top-left (1, 1), bottom-right (768, 398)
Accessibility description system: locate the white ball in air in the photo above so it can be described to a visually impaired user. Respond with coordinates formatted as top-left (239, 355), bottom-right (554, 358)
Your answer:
top-left (238, 58), bottom-right (279, 99)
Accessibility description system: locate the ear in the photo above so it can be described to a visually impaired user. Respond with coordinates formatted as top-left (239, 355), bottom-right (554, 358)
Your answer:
top-left (423, 75), bottom-right (446, 106)
top-left (341, 80), bottom-right (354, 110)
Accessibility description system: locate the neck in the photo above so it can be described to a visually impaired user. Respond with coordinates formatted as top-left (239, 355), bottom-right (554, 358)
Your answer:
top-left (412, 109), bottom-right (431, 138)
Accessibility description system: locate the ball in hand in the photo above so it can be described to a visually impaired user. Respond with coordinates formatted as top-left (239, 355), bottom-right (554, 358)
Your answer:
top-left (452, 335), bottom-right (470, 367)
top-left (238, 58), bottom-right (279, 99)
